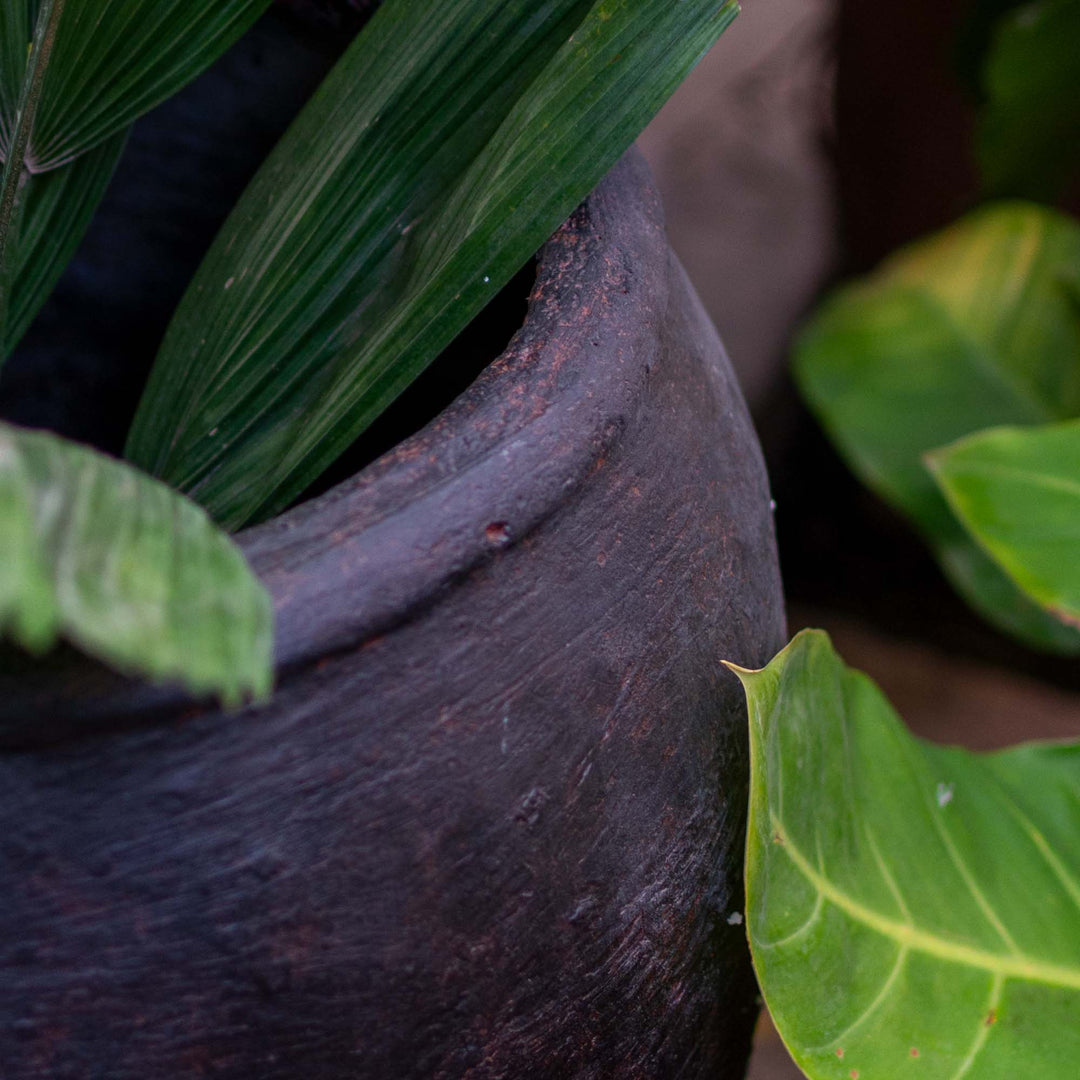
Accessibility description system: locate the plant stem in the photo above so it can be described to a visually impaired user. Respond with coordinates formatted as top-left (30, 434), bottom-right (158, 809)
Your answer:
top-left (0, 0), bottom-right (65, 357)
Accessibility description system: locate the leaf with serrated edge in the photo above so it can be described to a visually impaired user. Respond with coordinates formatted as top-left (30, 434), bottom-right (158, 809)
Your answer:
top-left (0, 422), bottom-right (272, 707)
top-left (794, 202), bottom-right (1080, 653)
top-left (929, 419), bottom-right (1080, 629)
top-left (126, 0), bottom-right (740, 529)
top-left (728, 629), bottom-right (1080, 1080)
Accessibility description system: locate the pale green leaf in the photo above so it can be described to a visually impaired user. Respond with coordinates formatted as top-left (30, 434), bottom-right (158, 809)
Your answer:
top-left (794, 202), bottom-right (1080, 652)
top-left (978, 0), bottom-right (1080, 200)
top-left (730, 629), bottom-right (1080, 1080)
top-left (928, 419), bottom-right (1080, 628)
top-left (126, 0), bottom-right (741, 529)
top-left (0, 421), bottom-right (272, 706)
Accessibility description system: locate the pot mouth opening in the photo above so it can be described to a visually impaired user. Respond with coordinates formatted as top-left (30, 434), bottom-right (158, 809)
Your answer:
top-left (286, 261), bottom-right (536, 512)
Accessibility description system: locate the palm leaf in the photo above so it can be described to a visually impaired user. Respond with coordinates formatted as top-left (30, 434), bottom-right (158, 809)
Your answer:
top-left (126, 0), bottom-right (740, 528)
top-left (0, 0), bottom-right (271, 353)
top-left (4, 128), bottom-right (127, 355)
top-left (0, 0), bottom-right (272, 171)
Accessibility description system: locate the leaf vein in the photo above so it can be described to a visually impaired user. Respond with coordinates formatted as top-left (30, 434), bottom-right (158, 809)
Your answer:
top-left (771, 813), bottom-right (1080, 989)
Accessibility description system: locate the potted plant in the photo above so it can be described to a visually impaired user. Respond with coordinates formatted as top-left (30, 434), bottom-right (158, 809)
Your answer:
top-left (0, 1), bottom-right (784, 1076)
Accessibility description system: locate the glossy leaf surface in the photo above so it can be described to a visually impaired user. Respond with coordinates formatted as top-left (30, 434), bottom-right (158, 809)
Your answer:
top-left (731, 630), bottom-right (1080, 1080)
top-left (794, 203), bottom-right (1080, 652)
top-left (127, 0), bottom-right (740, 528)
top-left (0, 0), bottom-right (270, 171)
top-left (978, 0), bottom-right (1080, 199)
top-left (0, 422), bottom-right (272, 706)
top-left (929, 420), bottom-right (1080, 628)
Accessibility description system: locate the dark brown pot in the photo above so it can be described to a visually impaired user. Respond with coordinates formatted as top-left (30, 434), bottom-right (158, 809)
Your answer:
top-left (0, 150), bottom-right (785, 1078)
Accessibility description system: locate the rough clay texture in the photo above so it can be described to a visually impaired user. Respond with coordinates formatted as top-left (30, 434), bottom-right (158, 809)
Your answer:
top-left (0, 152), bottom-right (785, 1078)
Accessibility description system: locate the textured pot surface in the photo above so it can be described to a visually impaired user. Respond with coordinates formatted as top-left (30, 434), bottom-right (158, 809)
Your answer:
top-left (0, 151), bottom-right (785, 1078)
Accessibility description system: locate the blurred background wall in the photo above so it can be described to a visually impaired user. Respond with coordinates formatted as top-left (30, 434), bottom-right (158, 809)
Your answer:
top-left (638, 0), bottom-right (837, 413)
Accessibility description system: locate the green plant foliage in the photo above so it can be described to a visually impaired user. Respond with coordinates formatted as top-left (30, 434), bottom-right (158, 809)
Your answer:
top-left (794, 202), bottom-right (1080, 652)
top-left (126, 0), bottom-right (741, 529)
top-left (0, 422), bottom-right (272, 706)
top-left (0, 0), bottom-right (271, 355)
top-left (0, 0), bottom-right (64, 350)
top-left (954, 0), bottom-right (1029, 94)
top-left (4, 129), bottom-right (126, 355)
top-left (0, 0), bottom-right (271, 171)
top-left (978, 0), bottom-right (1080, 200)
top-left (729, 630), bottom-right (1080, 1080)
top-left (929, 419), bottom-right (1080, 628)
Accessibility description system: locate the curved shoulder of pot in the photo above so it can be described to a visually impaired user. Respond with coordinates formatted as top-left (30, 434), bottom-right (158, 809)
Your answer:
top-left (0, 148), bottom-right (729, 739)
top-left (244, 148), bottom-right (669, 671)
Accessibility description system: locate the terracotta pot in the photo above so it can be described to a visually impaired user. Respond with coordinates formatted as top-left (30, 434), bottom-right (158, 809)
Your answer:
top-left (0, 74), bottom-right (784, 1080)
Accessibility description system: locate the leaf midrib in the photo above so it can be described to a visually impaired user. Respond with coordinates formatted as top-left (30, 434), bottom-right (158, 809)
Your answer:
top-left (768, 811), bottom-right (1080, 990)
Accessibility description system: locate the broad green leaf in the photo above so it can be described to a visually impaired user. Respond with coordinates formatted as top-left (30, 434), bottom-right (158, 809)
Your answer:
top-left (729, 630), bottom-right (1080, 1080)
top-left (126, 0), bottom-right (741, 529)
top-left (4, 127), bottom-right (126, 355)
top-left (978, 0), bottom-right (1080, 200)
top-left (928, 419), bottom-right (1080, 628)
top-left (794, 202), bottom-right (1080, 652)
top-left (0, 0), bottom-right (271, 172)
top-left (0, 422), bottom-right (272, 706)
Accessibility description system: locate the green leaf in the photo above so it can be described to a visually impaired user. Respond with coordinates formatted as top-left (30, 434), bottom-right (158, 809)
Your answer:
top-left (126, 0), bottom-right (740, 529)
top-left (978, 0), bottom-right (1080, 200)
top-left (794, 202), bottom-right (1080, 652)
top-left (954, 0), bottom-right (1028, 94)
top-left (1, 0), bottom-right (268, 355)
top-left (928, 419), bottom-right (1080, 629)
top-left (0, 0), bottom-right (65, 349)
top-left (0, 0), bottom-right (271, 171)
top-left (0, 422), bottom-right (272, 706)
top-left (729, 629), bottom-right (1080, 1080)
top-left (4, 127), bottom-right (126, 355)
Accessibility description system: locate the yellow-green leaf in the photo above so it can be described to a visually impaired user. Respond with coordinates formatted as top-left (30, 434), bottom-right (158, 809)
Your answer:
top-left (730, 629), bottom-right (1080, 1079)
top-left (794, 202), bottom-right (1080, 652)
top-left (929, 419), bottom-right (1080, 628)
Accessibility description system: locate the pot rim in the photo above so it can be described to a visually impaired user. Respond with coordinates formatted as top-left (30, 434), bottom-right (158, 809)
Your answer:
top-left (0, 149), bottom-right (672, 736)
